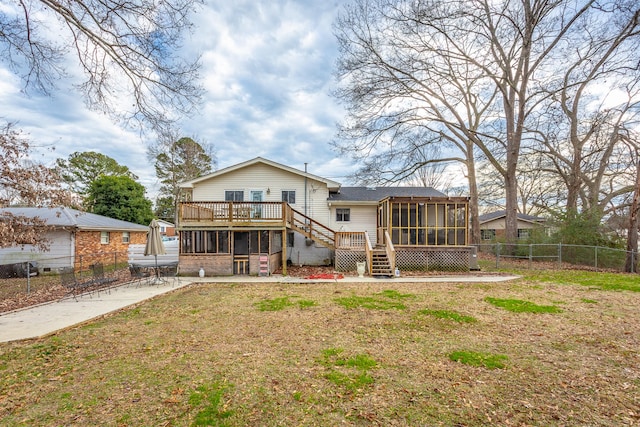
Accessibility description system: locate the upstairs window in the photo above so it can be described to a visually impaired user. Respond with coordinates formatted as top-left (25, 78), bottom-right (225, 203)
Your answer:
top-left (281, 190), bottom-right (296, 204)
top-left (336, 208), bottom-right (351, 222)
top-left (225, 190), bottom-right (244, 202)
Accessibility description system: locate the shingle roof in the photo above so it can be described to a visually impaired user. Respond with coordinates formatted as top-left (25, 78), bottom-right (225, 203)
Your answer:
top-left (478, 210), bottom-right (546, 224)
top-left (1, 207), bottom-right (149, 231)
top-left (328, 186), bottom-right (447, 202)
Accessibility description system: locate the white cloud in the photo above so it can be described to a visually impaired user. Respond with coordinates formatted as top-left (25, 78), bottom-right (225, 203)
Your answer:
top-left (1, 0), bottom-right (356, 208)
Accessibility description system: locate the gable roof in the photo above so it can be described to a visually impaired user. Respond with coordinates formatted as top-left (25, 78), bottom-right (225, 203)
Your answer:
top-left (328, 186), bottom-right (447, 203)
top-left (478, 210), bottom-right (546, 225)
top-left (1, 207), bottom-right (149, 231)
top-left (179, 157), bottom-right (342, 190)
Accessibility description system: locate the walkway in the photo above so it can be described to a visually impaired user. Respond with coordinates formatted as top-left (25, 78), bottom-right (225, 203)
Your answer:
top-left (0, 274), bottom-right (519, 343)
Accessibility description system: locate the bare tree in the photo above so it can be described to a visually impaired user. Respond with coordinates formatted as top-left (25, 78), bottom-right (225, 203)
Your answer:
top-left (534, 2), bottom-right (640, 219)
top-left (0, 0), bottom-right (203, 132)
top-left (0, 123), bottom-right (72, 249)
top-left (333, 0), bottom-right (638, 246)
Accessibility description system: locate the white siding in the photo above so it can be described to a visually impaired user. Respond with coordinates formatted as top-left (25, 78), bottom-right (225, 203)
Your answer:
top-left (0, 230), bottom-right (74, 272)
top-left (192, 162), bottom-right (332, 225)
top-left (329, 205), bottom-right (378, 245)
top-left (481, 218), bottom-right (538, 230)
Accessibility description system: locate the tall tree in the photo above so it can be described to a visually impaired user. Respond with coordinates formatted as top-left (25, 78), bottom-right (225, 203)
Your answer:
top-left (333, 0), bottom-right (639, 245)
top-left (625, 144), bottom-right (640, 272)
top-left (0, 123), bottom-right (72, 249)
top-left (85, 175), bottom-right (153, 225)
top-left (0, 0), bottom-right (203, 131)
top-left (151, 135), bottom-right (216, 222)
top-left (535, 2), bottom-right (640, 221)
top-left (55, 152), bottom-right (138, 197)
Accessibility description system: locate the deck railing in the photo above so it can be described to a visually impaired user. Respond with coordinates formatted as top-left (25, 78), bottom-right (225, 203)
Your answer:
top-left (335, 231), bottom-right (366, 249)
top-left (179, 201), bottom-right (286, 224)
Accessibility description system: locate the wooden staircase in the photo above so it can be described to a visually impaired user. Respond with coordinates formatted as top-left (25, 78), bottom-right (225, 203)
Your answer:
top-left (287, 207), bottom-right (335, 249)
top-left (370, 248), bottom-right (393, 276)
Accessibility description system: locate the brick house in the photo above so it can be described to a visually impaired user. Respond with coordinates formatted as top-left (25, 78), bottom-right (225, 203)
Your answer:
top-left (0, 207), bottom-right (148, 273)
top-left (478, 210), bottom-right (547, 242)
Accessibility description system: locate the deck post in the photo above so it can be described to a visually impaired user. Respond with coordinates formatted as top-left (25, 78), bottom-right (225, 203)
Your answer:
top-left (282, 228), bottom-right (287, 275)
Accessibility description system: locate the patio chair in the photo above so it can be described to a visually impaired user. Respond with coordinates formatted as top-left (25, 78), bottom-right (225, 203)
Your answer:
top-left (128, 264), bottom-right (151, 286)
top-left (60, 267), bottom-right (94, 301)
top-left (158, 262), bottom-right (179, 286)
top-left (90, 263), bottom-right (117, 292)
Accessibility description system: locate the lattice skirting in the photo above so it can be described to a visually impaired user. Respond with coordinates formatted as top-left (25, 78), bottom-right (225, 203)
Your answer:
top-left (335, 247), bottom-right (471, 272)
top-left (396, 247), bottom-right (470, 272)
top-left (335, 249), bottom-right (366, 272)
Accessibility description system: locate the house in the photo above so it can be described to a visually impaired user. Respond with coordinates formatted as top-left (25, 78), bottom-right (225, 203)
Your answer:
top-left (478, 210), bottom-right (547, 241)
top-left (156, 219), bottom-right (176, 237)
top-left (0, 207), bottom-right (148, 273)
top-left (178, 157), bottom-right (472, 276)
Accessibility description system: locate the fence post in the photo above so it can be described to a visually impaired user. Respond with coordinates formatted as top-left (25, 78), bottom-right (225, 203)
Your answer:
top-left (594, 246), bottom-right (598, 271)
top-left (27, 262), bottom-right (31, 294)
top-left (496, 243), bottom-right (500, 269)
top-left (529, 244), bottom-right (533, 270)
top-left (558, 243), bottom-right (562, 269)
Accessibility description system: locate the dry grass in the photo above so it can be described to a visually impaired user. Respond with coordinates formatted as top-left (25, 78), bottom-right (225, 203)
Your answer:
top-left (1, 274), bottom-right (640, 426)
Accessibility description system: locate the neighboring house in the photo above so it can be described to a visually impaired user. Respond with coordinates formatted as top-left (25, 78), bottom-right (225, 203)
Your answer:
top-left (156, 219), bottom-right (176, 237)
top-left (0, 207), bottom-right (148, 273)
top-left (478, 210), bottom-right (547, 241)
top-left (178, 157), bottom-right (472, 276)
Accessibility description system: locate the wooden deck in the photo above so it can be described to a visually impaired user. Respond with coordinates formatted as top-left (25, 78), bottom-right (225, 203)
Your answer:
top-left (179, 201), bottom-right (287, 228)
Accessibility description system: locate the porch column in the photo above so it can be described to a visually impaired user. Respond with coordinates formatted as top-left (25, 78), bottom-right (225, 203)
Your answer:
top-left (281, 228), bottom-right (287, 275)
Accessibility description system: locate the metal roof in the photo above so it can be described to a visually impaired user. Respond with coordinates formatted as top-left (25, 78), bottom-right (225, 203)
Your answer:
top-left (328, 186), bottom-right (447, 202)
top-left (1, 207), bottom-right (149, 231)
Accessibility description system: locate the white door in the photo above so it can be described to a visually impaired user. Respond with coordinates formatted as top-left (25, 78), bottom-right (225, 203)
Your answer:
top-left (251, 191), bottom-right (263, 218)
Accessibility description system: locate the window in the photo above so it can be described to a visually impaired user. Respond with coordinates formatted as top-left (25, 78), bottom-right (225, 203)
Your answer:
top-left (481, 229), bottom-right (496, 241)
top-left (225, 190), bottom-right (244, 201)
top-left (181, 231), bottom-right (230, 254)
top-left (517, 228), bottom-right (530, 240)
top-left (287, 231), bottom-right (295, 247)
top-left (100, 231), bottom-right (110, 244)
top-left (122, 232), bottom-right (130, 243)
top-left (281, 190), bottom-right (296, 204)
top-left (249, 230), bottom-right (271, 254)
top-left (336, 208), bottom-right (350, 222)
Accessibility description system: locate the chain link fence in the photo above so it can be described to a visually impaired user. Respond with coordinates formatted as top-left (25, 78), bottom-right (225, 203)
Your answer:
top-left (475, 243), bottom-right (638, 273)
top-left (0, 251), bottom-right (132, 313)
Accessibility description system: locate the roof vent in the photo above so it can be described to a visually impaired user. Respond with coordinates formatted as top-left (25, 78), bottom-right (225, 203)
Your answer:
top-left (366, 186), bottom-right (377, 190)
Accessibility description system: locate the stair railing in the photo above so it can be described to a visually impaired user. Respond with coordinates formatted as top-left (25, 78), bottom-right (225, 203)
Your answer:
top-left (364, 231), bottom-right (373, 276)
top-left (287, 206), bottom-right (336, 249)
top-left (384, 230), bottom-right (396, 274)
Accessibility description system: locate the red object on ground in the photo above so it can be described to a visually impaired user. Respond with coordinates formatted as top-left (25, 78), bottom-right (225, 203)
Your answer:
top-left (304, 273), bottom-right (344, 280)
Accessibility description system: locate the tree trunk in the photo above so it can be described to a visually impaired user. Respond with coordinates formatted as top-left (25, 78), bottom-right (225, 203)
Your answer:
top-left (467, 156), bottom-right (481, 245)
top-left (625, 156), bottom-right (640, 273)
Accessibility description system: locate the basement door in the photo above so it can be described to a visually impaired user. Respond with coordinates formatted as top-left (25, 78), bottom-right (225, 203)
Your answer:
top-left (233, 232), bottom-right (250, 274)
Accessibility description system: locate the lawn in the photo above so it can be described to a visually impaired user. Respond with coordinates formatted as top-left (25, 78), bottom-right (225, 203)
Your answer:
top-left (1, 271), bottom-right (639, 426)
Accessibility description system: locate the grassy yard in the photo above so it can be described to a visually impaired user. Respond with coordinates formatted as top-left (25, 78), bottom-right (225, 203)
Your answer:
top-left (1, 270), bottom-right (639, 426)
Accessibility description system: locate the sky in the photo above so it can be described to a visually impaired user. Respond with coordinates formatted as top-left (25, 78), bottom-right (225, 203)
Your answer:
top-left (0, 0), bottom-right (353, 201)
